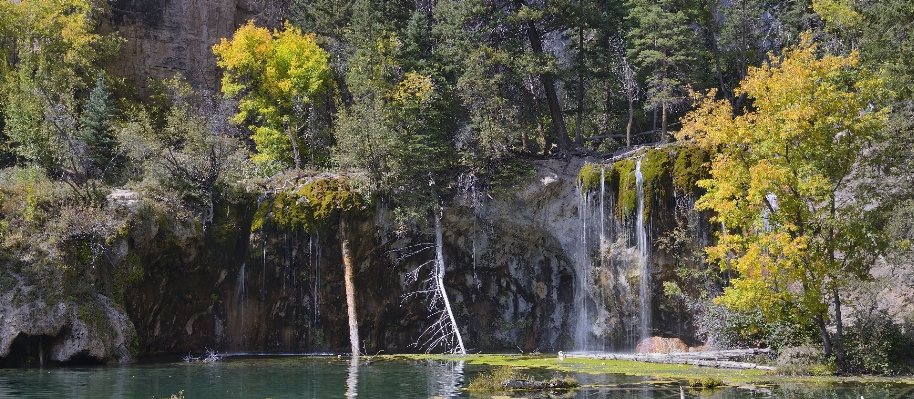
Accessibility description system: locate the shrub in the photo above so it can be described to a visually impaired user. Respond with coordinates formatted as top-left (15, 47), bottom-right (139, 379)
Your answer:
top-left (696, 302), bottom-right (815, 350)
top-left (776, 346), bottom-right (837, 376)
top-left (844, 308), bottom-right (914, 374)
top-left (688, 377), bottom-right (723, 388)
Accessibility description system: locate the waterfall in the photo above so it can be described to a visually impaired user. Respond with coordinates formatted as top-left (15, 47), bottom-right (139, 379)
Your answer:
top-left (635, 156), bottom-right (651, 340)
top-left (599, 167), bottom-right (606, 271)
top-left (234, 261), bottom-right (246, 351)
top-left (573, 183), bottom-right (590, 351)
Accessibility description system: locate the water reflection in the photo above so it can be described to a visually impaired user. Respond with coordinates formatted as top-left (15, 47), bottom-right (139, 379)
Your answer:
top-left (423, 359), bottom-right (464, 397)
top-left (346, 357), bottom-right (359, 398)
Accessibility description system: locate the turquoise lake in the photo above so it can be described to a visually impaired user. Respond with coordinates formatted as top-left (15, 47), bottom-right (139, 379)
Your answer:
top-left (0, 356), bottom-right (910, 398)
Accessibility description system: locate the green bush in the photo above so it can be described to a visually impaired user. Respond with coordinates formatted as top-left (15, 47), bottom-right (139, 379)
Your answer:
top-left (688, 377), bottom-right (723, 388)
top-left (844, 308), bottom-right (914, 374)
top-left (776, 346), bottom-right (837, 376)
top-left (696, 303), bottom-right (816, 350)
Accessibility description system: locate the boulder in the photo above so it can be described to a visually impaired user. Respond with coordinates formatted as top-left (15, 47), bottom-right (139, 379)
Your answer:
top-left (635, 336), bottom-right (688, 354)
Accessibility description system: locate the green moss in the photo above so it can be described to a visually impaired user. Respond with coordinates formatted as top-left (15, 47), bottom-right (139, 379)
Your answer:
top-left (384, 354), bottom-right (914, 385)
top-left (252, 177), bottom-right (370, 234)
top-left (672, 145), bottom-right (710, 195)
top-left (578, 163), bottom-right (621, 196)
top-left (640, 148), bottom-right (672, 218)
top-left (614, 159), bottom-right (637, 218)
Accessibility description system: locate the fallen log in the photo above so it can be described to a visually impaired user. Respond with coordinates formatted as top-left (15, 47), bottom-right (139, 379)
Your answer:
top-left (562, 350), bottom-right (776, 371)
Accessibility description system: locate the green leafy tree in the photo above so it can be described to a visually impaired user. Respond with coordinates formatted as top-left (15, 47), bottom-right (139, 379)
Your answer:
top-left (213, 21), bottom-right (334, 172)
top-left (0, 0), bottom-right (120, 172)
top-left (286, 0), bottom-right (353, 39)
top-left (678, 37), bottom-right (889, 362)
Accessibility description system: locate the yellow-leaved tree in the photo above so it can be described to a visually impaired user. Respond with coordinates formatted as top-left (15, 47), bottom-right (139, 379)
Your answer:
top-left (677, 35), bottom-right (889, 362)
top-left (213, 21), bottom-right (334, 172)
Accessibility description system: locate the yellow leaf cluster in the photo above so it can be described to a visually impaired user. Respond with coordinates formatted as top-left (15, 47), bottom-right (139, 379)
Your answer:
top-left (213, 21), bottom-right (333, 167)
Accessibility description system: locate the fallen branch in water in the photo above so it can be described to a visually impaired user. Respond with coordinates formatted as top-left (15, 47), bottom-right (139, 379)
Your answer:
top-left (183, 348), bottom-right (223, 363)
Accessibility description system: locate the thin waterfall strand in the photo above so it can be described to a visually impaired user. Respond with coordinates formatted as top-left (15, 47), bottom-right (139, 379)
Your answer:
top-left (635, 156), bottom-right (651, 340)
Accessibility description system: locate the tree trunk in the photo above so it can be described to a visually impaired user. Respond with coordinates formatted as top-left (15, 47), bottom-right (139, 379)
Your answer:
top-left (523, 18), bottom-right (571, 153)
top-left (435, 213), bottom-right (466, 354)
top-left (661, 102), bottom-right (668, 143)
top-left (832, 284), bottom-right (845, 364)
top-left (575, 26), bottom-right (584, 145)
top-left (340, 219), bottom-right (359, 358)
top-left (288, 129), bottom-right (301, 169)
top-left (600, 82), bottom-right (612, 137)
top-left (815, 314), bottom-right (833, 359)
top-left (627, 98), bottom-right (634, 147)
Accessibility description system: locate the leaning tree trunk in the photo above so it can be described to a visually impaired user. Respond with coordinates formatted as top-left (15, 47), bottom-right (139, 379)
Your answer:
top-left (522, 17), bottom-right (571, 153)
top-left (815, 313), bottom-right (833, 359)
top-left (340, 219), bottom-right (360, 358)
top-left (434, 213), bottom-right (466, 354)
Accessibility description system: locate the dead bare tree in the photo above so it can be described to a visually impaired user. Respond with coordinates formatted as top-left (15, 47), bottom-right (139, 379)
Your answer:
top-left (399, 212), bottom-right (466, 354)
top-left (610, 37), bottom-right (640, 148)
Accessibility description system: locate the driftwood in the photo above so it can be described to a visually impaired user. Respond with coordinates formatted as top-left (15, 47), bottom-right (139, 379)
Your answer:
top-left (502, 379), bottom-right (579, 390)
top-left (563, 349), bottom-right (776, 371)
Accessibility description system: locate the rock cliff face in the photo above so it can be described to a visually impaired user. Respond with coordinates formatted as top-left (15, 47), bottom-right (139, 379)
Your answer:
top-left (0, 156), bottom-right (702, 364)
top-left (0, 287), bottom-right (134, 367)
top-left (108, 0), bottom-right (284, 94)
top-left (122, 160), bottom-right (584, 356)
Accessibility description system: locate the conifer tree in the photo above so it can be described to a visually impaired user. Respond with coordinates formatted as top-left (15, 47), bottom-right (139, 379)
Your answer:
top-left (626, 0), bottom-right (699, 141)
top-left (78, 75), bottom-right (118, 179)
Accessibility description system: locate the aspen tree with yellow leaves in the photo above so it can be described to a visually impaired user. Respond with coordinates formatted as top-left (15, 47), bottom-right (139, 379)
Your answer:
top-left (678, 35), bottom-right (890, 363)
top-left (213, 21), bottom-right (334, 172)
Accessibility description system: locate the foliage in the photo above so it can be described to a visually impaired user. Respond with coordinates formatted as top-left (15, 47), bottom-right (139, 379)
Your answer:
top-left (678, 36), bottom-right (889, 359)
top-left (468, 366), bottom-right (531, 391)
top-left (0, 0), bottom-right (121, 171)
top-left (252, 177), bottom-right (369, 233)
top-left (626, 0), bottom-right (701, 138)
top-left (843, 308), bottom-right (914, 375)
top-left (687, 376), bottom-right (723, 388)
top-left (118, 77), bottom-right (250, 226)
top-left (213, 21), bottom-right (335, 170)
top-left (696, 302), bottom-right (816, 350)
top-left (776, 346), bottom-right (837, 376)
top-left (467, 365), bottom-right (578, 391)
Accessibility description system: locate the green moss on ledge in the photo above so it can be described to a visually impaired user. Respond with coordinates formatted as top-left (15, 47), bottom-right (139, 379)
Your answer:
top-left (252, 177), bottom-right (370, 233)
top-left (581, 145), bottom-right (709, 222)
top-left (672, 145), bottom-right (711, 196)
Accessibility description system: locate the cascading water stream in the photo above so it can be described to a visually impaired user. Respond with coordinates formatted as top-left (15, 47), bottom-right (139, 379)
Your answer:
top-left (234, 261), bottom-right (246, 350)
top-left (635, 156), bottom-right (651, 340)
top-left (573, 183), bottom-right (590, 351)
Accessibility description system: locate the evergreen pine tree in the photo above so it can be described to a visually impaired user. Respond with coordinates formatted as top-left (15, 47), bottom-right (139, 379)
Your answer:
top-left (78, 75), bottom-right (118, 179)
top-left (626, 0), bottom-right (700, 141)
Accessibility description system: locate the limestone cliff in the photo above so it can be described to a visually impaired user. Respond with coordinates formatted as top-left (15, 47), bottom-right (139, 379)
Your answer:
top-left (108, 0), bottom-right (284, 94)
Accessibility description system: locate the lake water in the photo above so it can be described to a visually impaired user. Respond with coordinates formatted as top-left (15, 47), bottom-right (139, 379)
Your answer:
top-left (0, 356), bottom-right (910, 398)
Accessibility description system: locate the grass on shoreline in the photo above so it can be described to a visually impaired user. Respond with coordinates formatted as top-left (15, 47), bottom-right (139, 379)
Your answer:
top-left (377, 354), bottom-right (914, 386)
